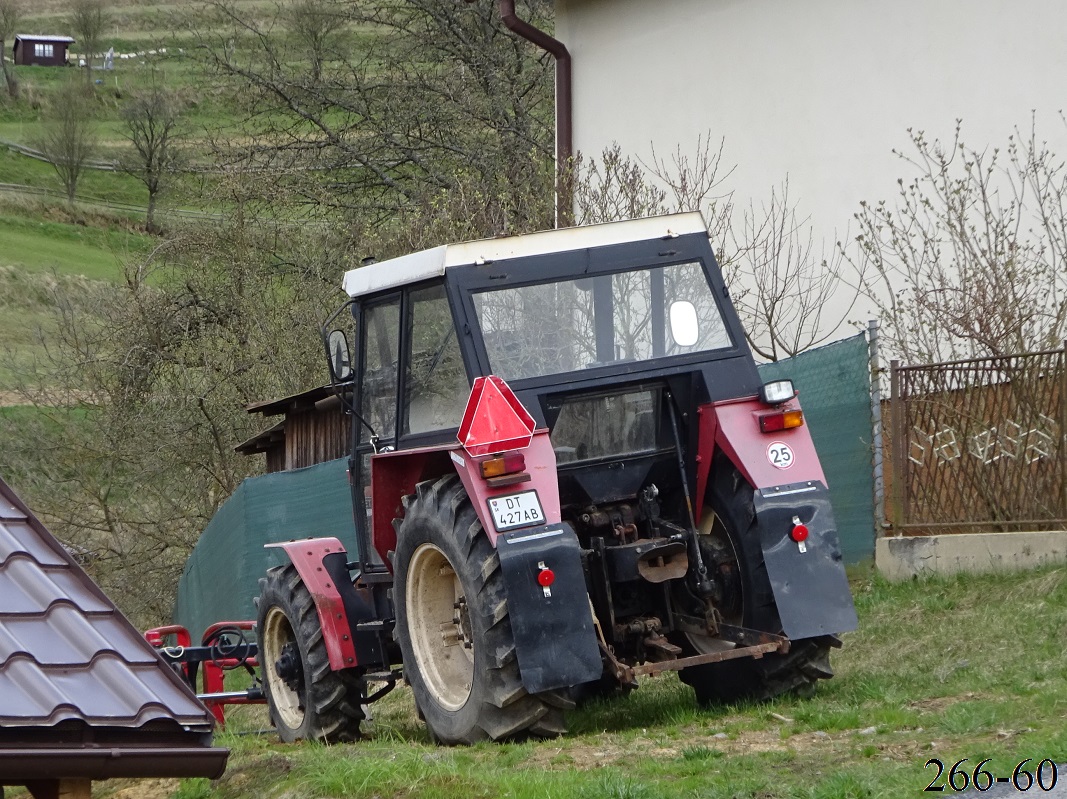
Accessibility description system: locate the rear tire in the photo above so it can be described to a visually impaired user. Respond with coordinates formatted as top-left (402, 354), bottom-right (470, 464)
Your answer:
top-left (256, 564), bottom-right (365, 742)
top-left (679, 457), bottom-right (835, 705)
top-left (393, 475), bottom-right (570, 744)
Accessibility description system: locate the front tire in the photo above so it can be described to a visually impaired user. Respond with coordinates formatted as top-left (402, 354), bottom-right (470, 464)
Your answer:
top-left (257, 564), bottom-right (365, 742)
top-left (679, 457), bottom-right (835, 705)
top-left (393, 475), bottom-right (569, 744)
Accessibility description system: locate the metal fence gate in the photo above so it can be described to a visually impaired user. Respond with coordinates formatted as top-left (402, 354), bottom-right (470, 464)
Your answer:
top-left (888, 345), bottom-right (1067, 534)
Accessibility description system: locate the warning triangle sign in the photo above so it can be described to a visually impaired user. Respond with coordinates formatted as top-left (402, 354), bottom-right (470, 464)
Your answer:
top-left (457, 376), bottom-right (536, 456)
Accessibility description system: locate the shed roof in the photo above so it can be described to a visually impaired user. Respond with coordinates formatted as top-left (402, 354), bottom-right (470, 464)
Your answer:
top-left (235, 419), bottom-right (286, 454)
top-left (245, 384), bottom-right (334, 417)
top-left (0, 476), bottom-right (228, 781)
top-left (14, 34), bottom-right (75, 44)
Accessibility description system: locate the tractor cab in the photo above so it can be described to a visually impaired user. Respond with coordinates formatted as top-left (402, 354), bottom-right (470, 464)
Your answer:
top-left (326, 214), bottom-right (759, 516)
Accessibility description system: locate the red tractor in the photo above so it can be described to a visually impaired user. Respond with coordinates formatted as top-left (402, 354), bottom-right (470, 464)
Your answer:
top-left (252, 212), bottom-right (857, 744)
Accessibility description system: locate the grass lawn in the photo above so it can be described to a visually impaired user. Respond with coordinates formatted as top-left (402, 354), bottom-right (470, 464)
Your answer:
top-left (114, 565), bottom-right (1067, 799)
top-left (0, 206), bottom-right (151, 280)
top-left (0, 206), bottom-right (151, 387)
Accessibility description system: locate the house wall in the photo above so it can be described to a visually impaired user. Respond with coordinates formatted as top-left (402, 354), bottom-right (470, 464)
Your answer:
top-left (555, 0), bottom-right (1067, 242)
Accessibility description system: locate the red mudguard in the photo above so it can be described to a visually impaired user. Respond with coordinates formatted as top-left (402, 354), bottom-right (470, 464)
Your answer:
top-left (694, 394), bottom-right (825, 521)
top-left (370, 430), bottom-right (562, 565)
top-left (695, 394), bottom-right (858, 639)
top-left (265, 538), bottom-right (358, 671)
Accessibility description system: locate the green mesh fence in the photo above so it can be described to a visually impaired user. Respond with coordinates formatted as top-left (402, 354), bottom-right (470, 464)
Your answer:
top-left (758, 332), bottom-right (875, 563)
top-left (173, 457), bottom-right (357, 637)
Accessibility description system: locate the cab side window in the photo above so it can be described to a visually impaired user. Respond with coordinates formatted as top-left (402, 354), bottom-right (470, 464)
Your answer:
top-left (360, 297), bottom-right (401, 441)
top-left (404, 284), bottom-right (469, 435)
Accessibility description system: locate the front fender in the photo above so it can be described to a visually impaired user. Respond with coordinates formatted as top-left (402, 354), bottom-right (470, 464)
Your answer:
top-left (265, 538), bottom-right (382, 670)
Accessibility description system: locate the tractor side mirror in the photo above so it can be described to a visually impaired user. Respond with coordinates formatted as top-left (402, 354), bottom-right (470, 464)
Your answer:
top-left (669, 300), bottom-right (699, 347)
top-left (327, 329), bottom-right (353, 382)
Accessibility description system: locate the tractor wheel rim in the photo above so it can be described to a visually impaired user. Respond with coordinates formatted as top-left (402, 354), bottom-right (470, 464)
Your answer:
top-left (406, 542), bottom-right (474, 711)
top-left (263, 607), bottom-right (305, 729)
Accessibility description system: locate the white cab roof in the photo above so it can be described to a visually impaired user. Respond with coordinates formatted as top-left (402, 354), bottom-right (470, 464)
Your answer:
top-left (342, 212), bottom-right (709, 298)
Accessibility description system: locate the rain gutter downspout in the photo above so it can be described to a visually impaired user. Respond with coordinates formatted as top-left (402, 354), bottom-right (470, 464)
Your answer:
top-left (497, 0), bottom-right (573, 227)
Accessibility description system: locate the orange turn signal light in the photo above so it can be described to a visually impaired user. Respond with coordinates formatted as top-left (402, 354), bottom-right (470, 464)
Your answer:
top-left (759, 409), bottom-right (804, 433)
top-left (480, 452), bottom-right (527, 479)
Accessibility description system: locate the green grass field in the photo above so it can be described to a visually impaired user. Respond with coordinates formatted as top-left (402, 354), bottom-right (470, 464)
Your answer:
top-left (139, 566), bottom-right (1067, 799)
top-left (0, 207), bottom-right (150, 278)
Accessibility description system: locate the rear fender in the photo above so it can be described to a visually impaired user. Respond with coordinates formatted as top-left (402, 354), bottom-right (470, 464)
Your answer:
top-left (694, 396), bottom-right (825, 520)
top-left (495, 523), bottom-right (603, 693)
top-left (370, 445), bottom-right (455, 569)
top-left (695, 397), bottom-right (857, 639)
top-left (450, 428), bottom-right (563, 547)
top-left (265, 538), bottom-right (382, 671)
top-left (752, 482), bottom-right (858, 638)
top-left (368, 429), bottom-right (561, 563)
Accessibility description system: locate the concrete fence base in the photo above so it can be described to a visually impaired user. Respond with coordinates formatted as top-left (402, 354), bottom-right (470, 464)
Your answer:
top-left (876, 531), bottom-right (1067, 581)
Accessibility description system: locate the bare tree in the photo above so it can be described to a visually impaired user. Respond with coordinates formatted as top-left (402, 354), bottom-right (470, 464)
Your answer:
top-left (37, 79), bottom-right (97, 204)
top-left (728, 180), bottom-right (858, 361)
top-left (183, 0), bottom-right (555, 236)
top-left (287, 0), bottom-right (345, 84)
top-left (69, 0), bottom-right (110, 81)
top-left (0, 182), bottom-right (350, 625)
top-left (845, 121), bottom-right (1067, 363)
top-left (0, 0), bottom-right (20, 100)
top-left (644, 136), bottom-right (736, 249)
top-left (573, 138), bottom-right (857, 360)
top-left (572, 143), bottom-right (668, 225)
top-left (119, 78), bottom-right (186, 233)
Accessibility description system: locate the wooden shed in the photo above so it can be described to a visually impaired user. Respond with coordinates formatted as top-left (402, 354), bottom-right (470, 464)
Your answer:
top-left (12, 35), bottom-right (74, 67)
top-left (236, 385), bottom-right (351, 473)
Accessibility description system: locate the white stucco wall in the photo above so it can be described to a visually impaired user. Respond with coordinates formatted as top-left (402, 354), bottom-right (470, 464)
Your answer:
top-left (556, 0), bottom-right (1067, 242)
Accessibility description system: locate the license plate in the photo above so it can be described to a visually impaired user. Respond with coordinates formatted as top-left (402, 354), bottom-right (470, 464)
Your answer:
top-left (487, 490), bottom-right (546, 532)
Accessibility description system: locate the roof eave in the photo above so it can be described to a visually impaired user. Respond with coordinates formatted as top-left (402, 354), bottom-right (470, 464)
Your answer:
top-left (0, 745), bottom-right (230, 781)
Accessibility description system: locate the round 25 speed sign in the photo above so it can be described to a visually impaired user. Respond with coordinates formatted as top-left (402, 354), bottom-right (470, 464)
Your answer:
top-left (767, 441), bottom-right (794, 470)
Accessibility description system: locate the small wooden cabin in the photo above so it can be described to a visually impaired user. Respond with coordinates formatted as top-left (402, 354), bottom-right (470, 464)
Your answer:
top-left (13, 34), bottom-right (74, 66)
top-left (237, 385), bottom-right (351, 473)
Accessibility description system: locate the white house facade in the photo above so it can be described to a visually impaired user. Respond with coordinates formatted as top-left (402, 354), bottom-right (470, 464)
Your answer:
top-left (555, 0), bottom-right (1067, 240)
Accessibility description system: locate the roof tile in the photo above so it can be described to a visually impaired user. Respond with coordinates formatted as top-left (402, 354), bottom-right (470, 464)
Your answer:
top-left (0, 555), bottom-right (110, 614)
top-left (0, 477), bottom-right (219, 734)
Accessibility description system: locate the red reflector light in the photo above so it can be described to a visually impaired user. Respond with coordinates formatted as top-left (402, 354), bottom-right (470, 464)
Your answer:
top-left (537, 568), bottom-right (555, 587)
top-left (790, 524), bottom-right (809, 543)
top-left (759, 410), bottom-right (804, 433)
top-left (480, 452), bottom-right (527, 479)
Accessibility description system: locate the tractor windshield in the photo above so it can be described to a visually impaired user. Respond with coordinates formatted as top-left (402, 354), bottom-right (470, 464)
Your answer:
top-left (471, 261), bottom-right (731, 382)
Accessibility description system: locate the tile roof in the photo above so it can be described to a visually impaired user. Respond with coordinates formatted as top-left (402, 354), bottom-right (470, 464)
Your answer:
top-left (0, 476), bottom-right (228, 781)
